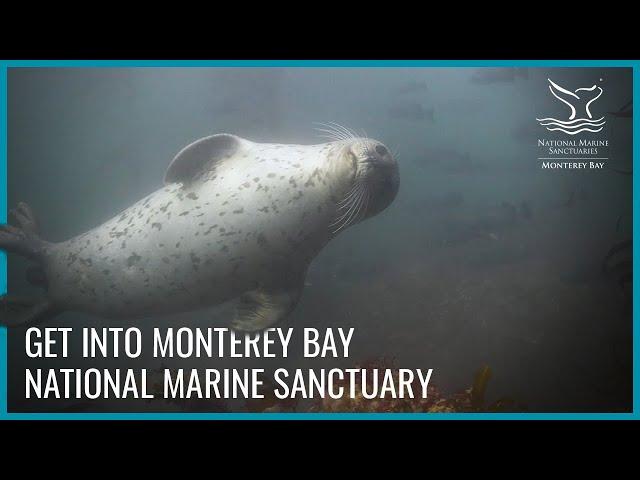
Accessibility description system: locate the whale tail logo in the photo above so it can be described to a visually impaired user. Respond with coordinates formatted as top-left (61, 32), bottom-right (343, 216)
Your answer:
top-left (536, 78), bottom-right (605, 134)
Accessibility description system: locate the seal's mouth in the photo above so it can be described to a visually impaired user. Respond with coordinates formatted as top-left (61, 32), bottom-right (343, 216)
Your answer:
top-left (330, 141), bottom-right (399, 234)
top-left (360, 149), bottom-right (400, 217)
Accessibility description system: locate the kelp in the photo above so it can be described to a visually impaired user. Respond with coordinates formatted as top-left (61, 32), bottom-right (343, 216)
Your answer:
top-left (141, 358), bottom-right (525, 413)
top-left (304, 360), bottom-right (525, 413)
top-left (468, 366), bottom-right (524, 412)
top-left (603, 239), bottom-right (632, 293)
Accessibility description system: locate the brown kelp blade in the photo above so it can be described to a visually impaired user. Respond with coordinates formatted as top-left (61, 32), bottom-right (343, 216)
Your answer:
top-left (471, 365), bottom-right (492, 410)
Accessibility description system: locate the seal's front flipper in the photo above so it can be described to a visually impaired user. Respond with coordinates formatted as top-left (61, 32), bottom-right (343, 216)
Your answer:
top-left (231, 283), bottom-right (304, 332)
top-left (0, 296), bottom-right (60, 327)
top-left (164, 133), bottom-right (245, 186)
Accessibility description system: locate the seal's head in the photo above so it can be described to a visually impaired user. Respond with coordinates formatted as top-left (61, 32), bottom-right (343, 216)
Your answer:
top-left (327, 133), bottom-right (400, 234)
top-left (345, 139), bottom-right (400, 215)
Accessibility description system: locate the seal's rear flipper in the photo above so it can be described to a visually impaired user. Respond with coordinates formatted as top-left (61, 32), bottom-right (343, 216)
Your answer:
top-left (0, 296), bottom-right (60, 327)
top-left (1, 200), bottom-right (48, 262)
top-left (231, 283), bottom-right (304, 332)
top-left (0, 224), bottom-right (43, 262)
top-left (10, 202), bottom-right (40, 236)
top-left (3, 202), bottom-right (52, 289)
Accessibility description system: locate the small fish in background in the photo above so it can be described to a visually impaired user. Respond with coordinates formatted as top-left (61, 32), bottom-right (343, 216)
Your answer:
top-left (486, 201), bottom-right (517, 228)
top-left (438, 98), bottom-right (486, 115)
top-left (608, 165), bottom-right (632, 176)
top-left (441, 151), bottom-right (477, 174)
top-left (470, 201), bottom-right (519, 238)
top-left (91, 138), bottom-right (144, 203)
top-left (394, 79), bottom-right (429, 95)
top-left (608, 110), bottom-right (632, 118)
top-left (565, 190), bottom-right (576, 208)
top-left (96, 154), bottom-right (142, 185)
top-left (417, 147), bottom-right (481, 174)
top-left (578, 188), bottom-right (590, 202)
top-left (388, 102), bottom-right (435, 122)
top-left (206, 96), bottom-right (242, 116)
top-left (441, 200), bottom-right (522, 246)
top-left (500, 201), bottom-right (518, 224)
top-left (608, 99), bottom-right (632, 118)
top-left (436, 191), bottom-right (464, 209)
top-left (561, 188), bottom-right (590, 209)
top-left (511, 121), bottom-right (539, 144)
top-left (470, 68), bottom-right (529, 85)
top-left (419, 147), bottom-right (469, 166)
top-left (409, 192), bottom-right (464, 213)
top-left (603, 238), bottom-right (632, 293)
top-left (520, 200), bottom-right (533, 220)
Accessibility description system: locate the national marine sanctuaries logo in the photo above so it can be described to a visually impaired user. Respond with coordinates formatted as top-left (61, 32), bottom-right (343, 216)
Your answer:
top-left (536, 78), bottom-right (605, 135)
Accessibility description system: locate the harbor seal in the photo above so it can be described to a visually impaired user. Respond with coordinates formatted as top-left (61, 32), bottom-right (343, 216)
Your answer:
top-left (1, 126), bottom-right (399, 331)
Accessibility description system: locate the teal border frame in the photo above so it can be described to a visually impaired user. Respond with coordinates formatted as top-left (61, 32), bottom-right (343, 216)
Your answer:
top-left (0, 59), bottom-right (637, 420)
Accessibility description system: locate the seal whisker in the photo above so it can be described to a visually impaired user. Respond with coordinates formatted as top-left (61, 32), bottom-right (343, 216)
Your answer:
top-left (337, 184), bottom-right (364, 209)
top-left (346, 125), bottom-right (361, 139)
top-left (314, 122), bottom-right (353, 143)
top-left (339, 188), bottom-right (367, 232)
top-left (314, 123), bottom-right (343, 136)
top-left (334, 192), bottom-right (362, 223)
top-left (358, 128), bottom-right (373, 155)
top-left (359, 189), bottom-right (371, 223)
top-left (331, 188), bottom-right (362, 228)
top-left (346, 124), bottom-right (361, 140)
top-left (327, 122), bottom-right (356, 141)
top-left (331, 186), bottom-right (366, 234)
top-left (313, 123), bottom-right (342, 142)
top-left (337, 185), bottom-right (366, 213)
top-left (360, 128), bottom-right (372, 145)
top-left (315, 128), bottom-right (348, 142)
top-left (316, 133), bottom-right (343, 142)
top-left (351, 189), bottom-right (368, 226)
top-left (326, 122), bottom-right (352, 138)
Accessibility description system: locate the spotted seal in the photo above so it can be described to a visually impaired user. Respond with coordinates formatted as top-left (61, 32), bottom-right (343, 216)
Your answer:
top-left (0, 125), bottom-right (399, 331)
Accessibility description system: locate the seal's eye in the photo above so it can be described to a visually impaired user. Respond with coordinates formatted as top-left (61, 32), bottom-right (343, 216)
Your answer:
top-left (375, 145), bottom-right (388, 156)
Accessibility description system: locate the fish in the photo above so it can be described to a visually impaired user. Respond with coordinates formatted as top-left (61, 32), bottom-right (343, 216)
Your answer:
top-left (418, 147), bottom-right (479, 174)
top-left (520, 201), bottom-right (533, 220)
top-left (608, 99), bottom-right (632, 118)
top-left (511, 121), bottom-right (539, 144)
top-left (394, 79), bottom-right (429, 95)
top-left (565, 191), bottom-right (576, 208)
top-left (603, 239), bottom-right (632, 292)
top-left (608, 110), bottom-right (632, 118)
top-left (473, 202), bottom-right (518, 233)
top-left (438, 98), bottom-right (486, 115)
top-left (388, 102), bottom-right (435, 122)
top-left (470, 68), bottom-right (528, 85)
top-left (429, 191), bottom-right (464, 209)
top-left (608, 165), bottom-right (633, 176)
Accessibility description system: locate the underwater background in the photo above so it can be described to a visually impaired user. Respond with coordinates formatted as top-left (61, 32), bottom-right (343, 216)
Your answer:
top-left (6, 67), bottom-right (633, 412)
